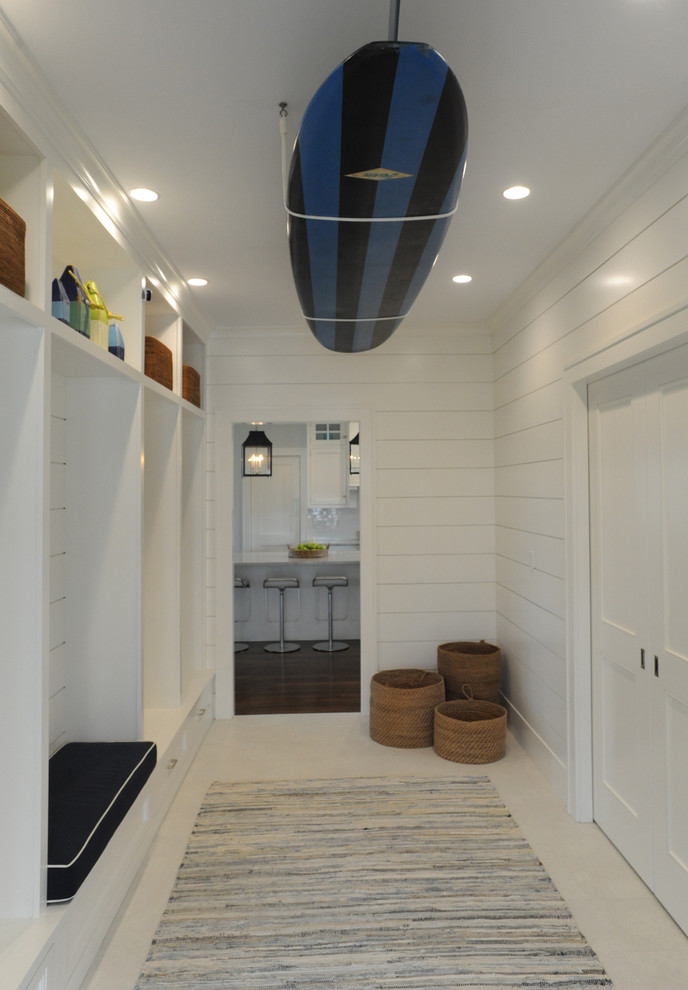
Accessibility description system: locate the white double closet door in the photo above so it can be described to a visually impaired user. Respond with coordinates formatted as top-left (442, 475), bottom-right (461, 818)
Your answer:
top-left (589, 343), bottom-right (688, 935)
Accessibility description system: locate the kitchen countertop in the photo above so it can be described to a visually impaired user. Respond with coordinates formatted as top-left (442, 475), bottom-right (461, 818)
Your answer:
top-left (233, 549), bottom-right (360, 565)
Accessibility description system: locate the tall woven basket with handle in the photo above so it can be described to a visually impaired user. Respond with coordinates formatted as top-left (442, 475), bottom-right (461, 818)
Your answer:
top-left (370, 668), bottom-right (445, 748)
top-left (437, 640), bottom-right (501, 703)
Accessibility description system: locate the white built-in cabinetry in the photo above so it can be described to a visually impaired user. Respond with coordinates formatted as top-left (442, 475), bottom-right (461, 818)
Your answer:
top-left (0, 86), bottom-right (211, 990)
top-left (307, 421), bottom-right (351, 507)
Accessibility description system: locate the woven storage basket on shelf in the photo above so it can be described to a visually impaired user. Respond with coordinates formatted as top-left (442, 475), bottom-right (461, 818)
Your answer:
top-left (434, 687), bottom-right (507, 764)
top-left (182, 364), bottom-right (201, 407)
top-left (370, 669), bottom-right (445, 748)
top-left (145, 336), bottom-right (173, 390)
top-left (437, 640), bottom-right (501, 703)
top-left (0, 197), bottom-right (26, 297)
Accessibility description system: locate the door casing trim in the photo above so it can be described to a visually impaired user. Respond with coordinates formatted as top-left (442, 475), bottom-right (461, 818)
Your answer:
top-left (213, 406), bottom-right (376, 720)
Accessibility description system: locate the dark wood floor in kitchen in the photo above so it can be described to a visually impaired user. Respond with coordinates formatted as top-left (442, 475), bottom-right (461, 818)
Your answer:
top-left (234, 641), bottom-right (361, 715)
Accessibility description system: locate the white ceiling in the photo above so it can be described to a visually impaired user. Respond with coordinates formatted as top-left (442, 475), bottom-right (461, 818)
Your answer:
top-left (3, 0), bottom-right (688, 335)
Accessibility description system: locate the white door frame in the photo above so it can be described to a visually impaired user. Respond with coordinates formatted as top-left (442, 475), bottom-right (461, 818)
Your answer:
top-left (214, 405), bottom-right (376, 720)
top-left (564, 301), bottom-right (688, 820)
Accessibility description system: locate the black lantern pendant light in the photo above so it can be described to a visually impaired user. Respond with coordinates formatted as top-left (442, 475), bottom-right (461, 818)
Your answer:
top-left (349, 432), bottom-right (360, 475)
top-left (242, 427), bottom-right (272, 477)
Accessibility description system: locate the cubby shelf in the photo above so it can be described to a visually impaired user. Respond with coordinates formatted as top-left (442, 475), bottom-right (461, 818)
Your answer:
top-left (0, 58), bottom-right (211, 990)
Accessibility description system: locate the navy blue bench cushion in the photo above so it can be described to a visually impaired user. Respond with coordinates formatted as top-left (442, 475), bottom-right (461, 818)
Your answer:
top-left (47, 741), bottom-right (157, 903)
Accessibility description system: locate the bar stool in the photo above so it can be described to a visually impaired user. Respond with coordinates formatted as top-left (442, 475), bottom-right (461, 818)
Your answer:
top-left (233, 576), bottom-right (250, 653)
top-left (312, 575), bottom-right (349, 652)
top-left (263, 576), bottom-right (300, 653)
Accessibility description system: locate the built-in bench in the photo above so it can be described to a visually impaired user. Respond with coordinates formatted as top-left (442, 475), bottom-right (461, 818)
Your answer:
top-left (47, 741), bottom-right (157, 903)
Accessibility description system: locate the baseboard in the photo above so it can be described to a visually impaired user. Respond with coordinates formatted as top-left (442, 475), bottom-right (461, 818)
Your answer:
top-left (502, 697), bottom-right (568, 807)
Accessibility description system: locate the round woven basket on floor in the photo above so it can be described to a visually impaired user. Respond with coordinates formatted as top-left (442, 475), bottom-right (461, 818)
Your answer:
top-left (370, 669), bottom-right (445, 748)
top-left (433, 691), bottom-right (507, 764)
top-left (437, 640), bottom-right (501, 703)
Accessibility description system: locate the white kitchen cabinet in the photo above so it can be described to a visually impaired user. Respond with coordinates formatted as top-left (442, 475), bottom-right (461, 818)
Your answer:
top-left (307, 421), bottom-right (349, 507)
top-left (0, 59), bottom-right (211, 990)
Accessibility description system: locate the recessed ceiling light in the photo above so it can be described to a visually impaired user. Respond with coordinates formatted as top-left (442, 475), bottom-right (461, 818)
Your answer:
top-left (129, 187), bottom-right (159, 202)
top-left (187, 277), bottom-right (208, 287)
top-left (452, 274), bottom-right (472, 284)
top-left (503, 185), bottom-right (530, 200)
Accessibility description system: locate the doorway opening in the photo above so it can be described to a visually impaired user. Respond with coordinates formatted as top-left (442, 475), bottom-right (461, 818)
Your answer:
top-left (232, 421), bottom-right (361, 715)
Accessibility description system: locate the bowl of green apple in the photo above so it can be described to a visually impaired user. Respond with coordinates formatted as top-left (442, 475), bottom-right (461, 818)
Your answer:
top-left (287, 542), bottom-right (329, 558)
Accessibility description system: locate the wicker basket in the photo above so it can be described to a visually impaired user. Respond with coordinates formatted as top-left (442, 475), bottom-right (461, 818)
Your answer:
top-left (370, 669), bottom-right (445, 748)
top-left (182, 364), bottom-right (201, 407)
top-left (437, 640), bottom-right (501, 703)
top-left (434, 689), bottom-right (507, 764)
top-left (287, 544), bottom-right (329, 558)
top-left (0, 197), bottom-right (26, 297)
top-left (145, 336), bottom-right (173, 390)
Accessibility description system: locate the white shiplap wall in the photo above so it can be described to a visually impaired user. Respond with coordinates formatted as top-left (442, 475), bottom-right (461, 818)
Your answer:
top-left (206, 321), bottom-right (495, 696)
top-left (491, 117), bottom-right (688, 801)
top-left (204, 115), bottom-right (688, 803)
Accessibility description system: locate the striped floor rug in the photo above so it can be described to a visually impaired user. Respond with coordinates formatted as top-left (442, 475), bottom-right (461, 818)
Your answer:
top-left (136, 776), bottom-right (613, 988)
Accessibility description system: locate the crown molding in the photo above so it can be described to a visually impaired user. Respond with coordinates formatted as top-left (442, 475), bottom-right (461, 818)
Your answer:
top-left (0, 10), bottom-right (213, 340)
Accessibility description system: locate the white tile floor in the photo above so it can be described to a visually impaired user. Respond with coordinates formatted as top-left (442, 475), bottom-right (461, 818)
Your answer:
top-left (82, 714), bottom-right (688, 990)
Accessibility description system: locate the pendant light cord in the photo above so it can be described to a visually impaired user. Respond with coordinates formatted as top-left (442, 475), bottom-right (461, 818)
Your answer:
top-left (388, 0), bottom-right (400, 41)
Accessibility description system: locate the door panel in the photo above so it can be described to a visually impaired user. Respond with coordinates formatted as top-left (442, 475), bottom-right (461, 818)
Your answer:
top-left (589, 377), bottom-right (652, 882)
top-left (649, 373), bottom-right (688, 932)
top-left (598, 649), bottom-right (643, 815)
top-left (653, 660), bottom-right (688, 933)
top-left (655, 380), bottom-right (688, 657)
top-left (664, 691), bottom-right (688, 868)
